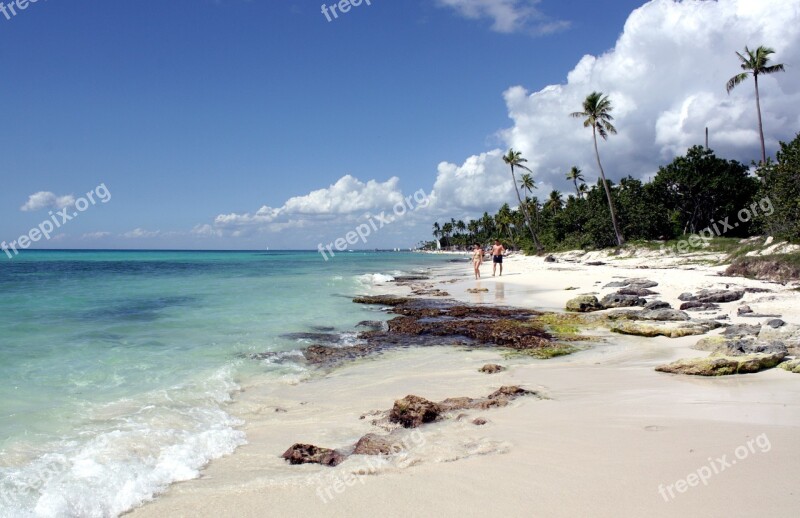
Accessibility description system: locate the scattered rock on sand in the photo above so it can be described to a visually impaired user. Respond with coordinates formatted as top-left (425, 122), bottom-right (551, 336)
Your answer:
top-left (738, 305), bottom-right (754, 315)
top-left (610, 320), bottom-right (721, 338)
top-left (468, 288), bottom-right (489, 293)
top-left (544, 255), bottom-right (557, 263)
top-left (479, 364), bottom-right (506, 374)
top-left (617, 287), bottom-right (659, 296)
top-left (644, 300), bottom-right (672, 310)
top-left (472, 418), bottom-right (488, 426)
top-left (679, 289), bottom-right (745, 304)
top-left (655, 353), bottom-right (786, 376)
top-left (630, 309), bottom-right (690, 322)
top-left (566, 295), bottom-right (603, 313)
top-left (389, 395), bottom-right (442, 428)
top-left (779, 359), bottom-right (800, 374)
top-left (352, 433), bottom-right (404, 455)
top-left (600, 293), bottom-right (647, 309)
top-left (282, 444), bottom-right (346, 466)
top-left (680, 302), bottom-right (720, 311)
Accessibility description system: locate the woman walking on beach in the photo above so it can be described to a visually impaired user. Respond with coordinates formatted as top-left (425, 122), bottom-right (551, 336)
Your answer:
top-left (472, 244), bottom-right (483, 279)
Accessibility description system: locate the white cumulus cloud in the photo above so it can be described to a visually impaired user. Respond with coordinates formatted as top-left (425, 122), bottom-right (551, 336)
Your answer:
top-left (434, 0), bottom-right (800, 213)
top-left (20, 191), bottom-right (76, 212)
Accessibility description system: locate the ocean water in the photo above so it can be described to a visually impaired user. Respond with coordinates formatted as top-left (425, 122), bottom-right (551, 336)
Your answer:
top-left (0, 250), bottom-right (454, 517)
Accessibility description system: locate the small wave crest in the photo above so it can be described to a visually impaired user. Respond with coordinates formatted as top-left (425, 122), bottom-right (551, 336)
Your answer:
top-left (0, 365), bottom-right (247, 518)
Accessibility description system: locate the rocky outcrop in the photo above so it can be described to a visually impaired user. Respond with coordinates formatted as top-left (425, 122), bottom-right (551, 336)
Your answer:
top-left (389, 395), bottom-right (443, 428)
top-left (680, 302), bottom-right (720, 311)
top-left (282, 444), bottom-right (346, 466)
top-left (643, 300), bottom-right (672, 310)
top-left (566, 295), bottom-right (602, 313)
top-left (604, 279), bottom-right (658, 289)
top-left (617, 287), bottom-right (659, 296)
top-left (655, 353), bottom-right (786, 376)
top-left (352, 295), bottom-right (413, 306)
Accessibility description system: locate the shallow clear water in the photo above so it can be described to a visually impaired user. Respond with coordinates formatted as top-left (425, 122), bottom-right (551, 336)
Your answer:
top-left (0, 250), bottom-right (454, 517)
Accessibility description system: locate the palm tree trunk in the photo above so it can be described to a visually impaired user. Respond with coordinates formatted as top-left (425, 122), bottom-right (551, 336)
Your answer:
top-left (510, 166), bottom-right (542, 252)
top-left (754, 74), bottom-right (767, 165)
top-left (573, 179), bottom-right (580, 197)
top-left (592, 127), bottom-right (625, 246)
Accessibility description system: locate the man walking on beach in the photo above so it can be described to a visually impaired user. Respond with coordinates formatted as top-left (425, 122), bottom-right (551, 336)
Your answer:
top-left (491, 240), bottom-right (505, 277)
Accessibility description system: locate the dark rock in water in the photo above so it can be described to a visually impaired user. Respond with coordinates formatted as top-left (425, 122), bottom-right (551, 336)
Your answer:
top-left (393, 275), bottom-right (430, 283)
top-left (738, 305), bottom-right (754, 315)
top-left (644, 300), bottom-right (671, 310)
top-left (282, 444), bottom-right (346, 466)
top-left (544, 255), bottom-right (557, 263)
top-left (723, 324), bottom-right (762, 338)
top-left (389, 395), bottom-right (442, 428)
top-left (479, 364), bottom-right (506, 374)
top-left (600, 293), bottom-right (647, 309)
top-left (303, 344), bottom-right (376, 365)
top-left (767, 319), bottom-right (786, 329)
top-left (488, 386), bottom-right (534, 400)
top-left (468, 288), bottom-right (489, 293)
top-left (745, 287), bottom-right (772, 293)
top-left (585, 261), bottom-right (606, 266)
top-left (281, 332), bottom-right (342, 344)
top-left (309, 325), bottom-right (336, 332)
top-left (566, 295), bottom-right (602, 313)
top-left (678, 292), bottom-right (695, 302)
top-left (439, 397), bottom-right (476, 411)
top-left (617, 287), bottom-right (658, 296)
top-left (353, 295), bottom-right (413, 306)
top-left (352, 433), bottom-right (404, 455)
top-left (356, 320), bottom-right (385, 330)
top-left (680, 302), bottom-right (720, 311)
top-left (472, 418), bottom-right (488, 426)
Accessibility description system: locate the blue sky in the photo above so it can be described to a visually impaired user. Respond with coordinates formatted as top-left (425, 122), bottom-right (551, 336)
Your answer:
top-left (2, 0), bottom-right (798, 250)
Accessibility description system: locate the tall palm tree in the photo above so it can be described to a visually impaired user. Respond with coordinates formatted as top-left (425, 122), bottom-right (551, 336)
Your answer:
top-left (441, 222), bottom-right (453, 247)
top-left (570, 92), bottom-right (625, 246)
top-left (502, 149), bottom-right (543, 252)
top-left (566, 166), bottom-right (585, 198)
top-left (726, 45), bottom-right (785, 165)
top-left (578, 183), bottom-right (589, 199)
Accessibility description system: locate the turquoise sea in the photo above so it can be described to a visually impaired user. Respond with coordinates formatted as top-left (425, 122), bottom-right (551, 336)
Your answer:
top-left (0, 250), bottom-right (454, 517)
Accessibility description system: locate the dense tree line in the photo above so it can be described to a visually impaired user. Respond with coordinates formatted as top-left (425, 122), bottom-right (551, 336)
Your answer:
top-left (426, 136), bottom-right (800, 252)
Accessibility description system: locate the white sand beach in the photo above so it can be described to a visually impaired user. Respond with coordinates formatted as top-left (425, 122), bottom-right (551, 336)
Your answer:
top-left (130, 250), bottom-right (800, 518)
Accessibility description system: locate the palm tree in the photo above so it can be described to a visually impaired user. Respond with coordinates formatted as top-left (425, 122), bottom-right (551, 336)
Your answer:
top-left (566, 166), bottom-right (585, 197)
top-left (578, 183), bottom-right (589, 199)
top-left (441, 222), bottom-right (453, 247)
top-left (502, 149), bottom-right (543, 252)
top-left (544, 190), bottom-right (563, 215)
top-left (519, 173), bottom-right (536, 197)
top-left (726, 45), bottom-right (785, 164)
top-left (571, 92), bottom-right (625, 246)
top-left (496, 203), bottom-right (515, 244)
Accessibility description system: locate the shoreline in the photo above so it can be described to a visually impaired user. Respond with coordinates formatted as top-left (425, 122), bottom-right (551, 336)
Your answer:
top-left (130, 252), bottom-right (800, 517)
